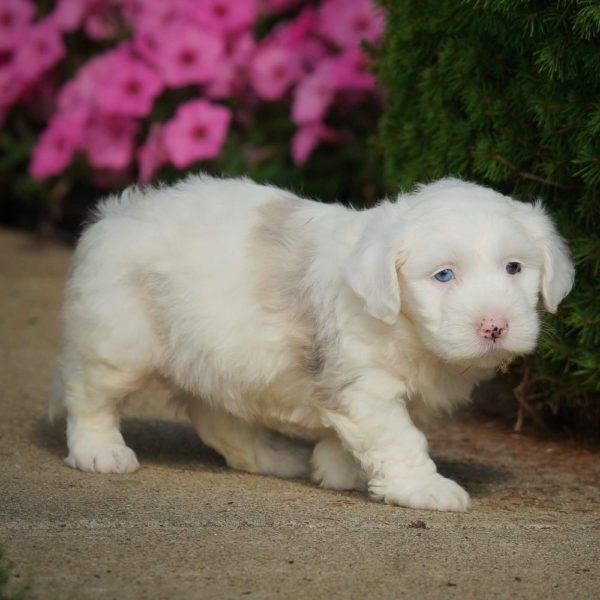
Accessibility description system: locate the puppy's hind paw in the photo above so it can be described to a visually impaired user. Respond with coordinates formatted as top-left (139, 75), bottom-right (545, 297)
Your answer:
top-left (311, 438), bottom-right (368, 491)
top-left (376, 473), bottom-right (471, 512)
top-left (66, 443), bottom-right (140, 474)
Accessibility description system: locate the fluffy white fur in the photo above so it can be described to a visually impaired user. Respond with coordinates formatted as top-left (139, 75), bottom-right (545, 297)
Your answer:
top-left (51, 175), bottom-right (574, 511)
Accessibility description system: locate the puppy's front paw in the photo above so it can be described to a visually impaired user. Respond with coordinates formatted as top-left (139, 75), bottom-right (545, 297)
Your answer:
top-left (66, 443), bottom-right (139, 474)
top-left (376, 473), bottom-right (471, 512)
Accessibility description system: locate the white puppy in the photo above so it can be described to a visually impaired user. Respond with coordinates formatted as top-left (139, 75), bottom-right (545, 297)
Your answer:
top-left (51, 175), bottom-right (574, 511)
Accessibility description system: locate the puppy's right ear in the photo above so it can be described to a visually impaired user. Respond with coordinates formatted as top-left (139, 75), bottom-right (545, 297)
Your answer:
top-left (344, 205), bottom-right (402, 325)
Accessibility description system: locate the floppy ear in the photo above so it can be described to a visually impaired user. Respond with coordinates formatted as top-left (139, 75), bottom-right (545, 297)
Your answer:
top-left (516, 200), bottom-right (575, 313)
top-left (344, 205), bottom-right (402, 325)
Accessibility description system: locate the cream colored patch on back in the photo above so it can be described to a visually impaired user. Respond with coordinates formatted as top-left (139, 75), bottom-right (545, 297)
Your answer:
top-left (249, 198), bottom-right (323, 378)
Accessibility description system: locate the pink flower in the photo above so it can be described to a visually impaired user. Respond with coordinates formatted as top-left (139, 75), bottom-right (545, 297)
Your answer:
top-left (23, 0), bottom-right (384, 181)
top-left (12, 19), bottom-right (66, 84)
top-left (0, 0), bottom-right (35, 50)
top-left (57, 45), bottom-right (158, 118)
top-left (97, 52), bottom-right (163, 117)
top-left (0, 65), bottom-right (24, 108)
top-left (250, 6), bottom-right (318, 101)
top-left (270, 5), bottom-right (314, 47)
top-left (29, 113), bottom-right (84, 179)
top-left (330, 49), bottom-right (376, 91)
top-left (204, 60), bottom-right (236, 99)
top-left (50, 0), bottom-right (95, 32)
top-left (147, 23), bottom-right (225, 87)
top-left (291, 64), bottom-right (336, 124)
top-left (138, 124), bottom-right (168, 183)
top-left (316, 0), bottom-right (384, 49)
top-left (291, 123), bottom-right (339, 164)
top-left (55, 56), bottom-right (109, 124)
top-left (57, 52), bottom-right (110, 117)
top-left (84, 3), bottom-right (122, 40)
top-left (163, 99), bottom-right (231, 168)
top-left (116, 0), bottom-right (139, 24)
top-left (297, 38), bottom-right (328, 71)
top-left (291, 50), bottom-right (377, 125)
top-left (132, 1), bottom-right (187, 33)
top-left (270, 6), bottom-right (326, 68)
top-left (190, 0), bottom-right (257, 34)
top-left (132, 2), bottom-right (191, 63)
top-left (83, 113), bottom-right (140, 170)
top-left (206, 31), bottom-right (256, 98)
top-left (250, 43), bottom-right (302, 101)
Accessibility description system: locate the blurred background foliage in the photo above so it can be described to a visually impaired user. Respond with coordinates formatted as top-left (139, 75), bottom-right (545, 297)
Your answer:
top-left (1, 96), bottom-right (383, 238)
top-left (0, 0), bottom-right (385, 237)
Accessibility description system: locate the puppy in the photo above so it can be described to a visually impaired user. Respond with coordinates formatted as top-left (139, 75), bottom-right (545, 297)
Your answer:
top-left (50, 175), bottom-right (574, 511)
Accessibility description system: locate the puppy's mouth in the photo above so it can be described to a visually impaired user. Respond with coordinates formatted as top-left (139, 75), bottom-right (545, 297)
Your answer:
top-left (441, 336), bottom-right (519, 369)
top-left (481, 338), bottom-right (509, 353)
top-left (469, 342), bottom-right (515, 368)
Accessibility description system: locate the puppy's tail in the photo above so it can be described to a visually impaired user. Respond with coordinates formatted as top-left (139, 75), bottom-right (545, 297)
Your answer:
top-left (48, 367), bottom-right (66, 422)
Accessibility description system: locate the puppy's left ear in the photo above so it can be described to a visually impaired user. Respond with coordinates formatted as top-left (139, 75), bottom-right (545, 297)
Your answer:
top-left (344, 205), bottom-right (402, 325)
top-left (517, 201), bottom-right (575, 313)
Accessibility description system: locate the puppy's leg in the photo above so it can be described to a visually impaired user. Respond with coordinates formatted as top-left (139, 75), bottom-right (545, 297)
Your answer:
top-left (61, 362), bottom-right (141, 473)
top-left (311, 437), bottom-right (368, 491)
top-left (322, 373), bottom-right (471, 512)
top-left (188, 400), bottom-right (312, 479)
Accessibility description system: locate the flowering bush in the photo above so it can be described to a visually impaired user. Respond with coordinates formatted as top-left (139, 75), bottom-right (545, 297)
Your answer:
top-left (0, 0), bottom-right (384, 191)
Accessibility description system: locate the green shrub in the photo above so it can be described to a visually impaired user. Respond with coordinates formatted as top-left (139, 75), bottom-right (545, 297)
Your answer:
top-left (377, 0), bottom-right (600, 435)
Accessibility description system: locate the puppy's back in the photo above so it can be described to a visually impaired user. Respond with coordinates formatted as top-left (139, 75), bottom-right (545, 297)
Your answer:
top-left (60, 175), bottom-right (333, 404)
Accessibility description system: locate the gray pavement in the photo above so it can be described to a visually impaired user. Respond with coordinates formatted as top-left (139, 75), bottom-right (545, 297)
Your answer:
top-left (1, 227), bottom-right (598, 599)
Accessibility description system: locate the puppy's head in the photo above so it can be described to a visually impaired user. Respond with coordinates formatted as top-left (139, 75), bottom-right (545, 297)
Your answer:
top-left (345, 179), bottom-right (574, 368)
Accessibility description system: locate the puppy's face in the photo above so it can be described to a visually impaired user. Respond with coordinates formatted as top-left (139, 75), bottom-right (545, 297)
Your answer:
top-left (345, 179), bottom-right (574, 368)
top-left (398, 207), bottom-right (543, 367)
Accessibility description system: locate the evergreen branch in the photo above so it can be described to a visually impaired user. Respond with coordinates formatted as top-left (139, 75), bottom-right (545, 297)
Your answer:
top-left (491, 153), bottom-right (571, 189)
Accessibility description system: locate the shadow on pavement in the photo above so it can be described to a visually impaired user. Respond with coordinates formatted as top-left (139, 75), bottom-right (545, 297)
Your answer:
top-left (434, 456), bottom-right (513, 497)
top-left (31, 416), bottom-right (512, 496)
top-left (31, 416), bottom-right (225, 470)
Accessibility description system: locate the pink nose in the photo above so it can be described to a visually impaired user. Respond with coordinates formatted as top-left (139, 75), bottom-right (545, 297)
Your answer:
top-left (478, 317), bottom-right (508, 341)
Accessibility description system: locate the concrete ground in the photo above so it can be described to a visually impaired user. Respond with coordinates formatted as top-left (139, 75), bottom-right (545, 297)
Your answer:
top-left (0, 227), bottom-right (598, 600)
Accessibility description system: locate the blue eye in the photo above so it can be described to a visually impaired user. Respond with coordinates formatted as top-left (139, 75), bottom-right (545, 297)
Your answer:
top-left (434, 268), bottom-right (454, 282)
top-left (506, 262), bottom-right (521, 274)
